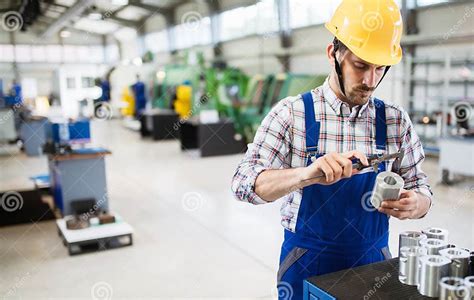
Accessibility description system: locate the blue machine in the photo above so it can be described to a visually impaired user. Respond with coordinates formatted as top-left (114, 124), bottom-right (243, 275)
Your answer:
top-left (50, 120), bottom-right (91, 145)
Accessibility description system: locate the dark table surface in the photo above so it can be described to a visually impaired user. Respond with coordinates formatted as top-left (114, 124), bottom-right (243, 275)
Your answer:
top-left (306, 258), bottom-right (433, 299)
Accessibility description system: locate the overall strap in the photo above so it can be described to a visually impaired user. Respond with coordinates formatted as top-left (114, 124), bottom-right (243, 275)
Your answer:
top-left (301, 92), bottom-right (320, 161)
top-left (374, 98), bottom-right (387, 151)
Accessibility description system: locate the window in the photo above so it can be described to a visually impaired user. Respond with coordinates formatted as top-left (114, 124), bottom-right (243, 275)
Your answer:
top-left (46, 45), bottom-right (62, 62)
top-left (221, 6), bottom-right (255, 41)
top-left (220, 0), bottom-right (279, 41)
top-left (255, 0), bottom-right (278, 34)
top-left (289, 0), bottom-right (342, 29)
top-left (15, 45), bottom-right (32, 62)
top-left (63, 45), bottom-right (77, 62)
top-left (81, 77), bottom-right (95, 88)
top-left (174, 17), bottom-right (212, 50)
top-left (31, 46), bottom-right (46, 62)
top-left (105, 44), bottom-right (120, 63)
top-left (144, 30), bottom-right (168, 53)
top-left (89, 46), bottom-right (104, 63)
top-left (0, 45), bottom-right (14, 62)
top-left (66, 77), bottom-right (76, 89)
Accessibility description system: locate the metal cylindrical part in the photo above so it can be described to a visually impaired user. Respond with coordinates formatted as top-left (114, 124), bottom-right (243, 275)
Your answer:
top-left (422, 227), bottom-right (449, 241)
top-left (399, 231), bottom-right (427, 253)
top-left (470, 252), bottom-right (474, 276)
top-left (440, 248), bottom-right (471, 278)
top-left (439, 277), bottom-right (470, 300)
top-left (370, 171), bottom-right (404, 209)
top-left (464, 276), bottom-right (474, 299)
top-left (420, 238), bottom-right (449, 255)
top-left (399, 246), bottom-right (427, 286)
top-left (418, 255), bottom-right (451, 297)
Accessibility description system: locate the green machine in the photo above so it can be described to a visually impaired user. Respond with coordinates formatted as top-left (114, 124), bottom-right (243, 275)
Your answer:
top-left (239, 73), bottom-right (327, 143)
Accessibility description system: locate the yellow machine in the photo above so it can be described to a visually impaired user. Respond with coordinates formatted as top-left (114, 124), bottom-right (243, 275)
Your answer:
top-left (174, 84), bottom-right (192, 119)
top-left (121, 87), bottom-right (135, 117)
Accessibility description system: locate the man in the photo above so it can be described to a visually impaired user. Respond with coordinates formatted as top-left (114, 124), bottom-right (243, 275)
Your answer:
top-left (131, 74), bottom-right (147, 119)
top-left (231, 0), bottom-right (433, 299)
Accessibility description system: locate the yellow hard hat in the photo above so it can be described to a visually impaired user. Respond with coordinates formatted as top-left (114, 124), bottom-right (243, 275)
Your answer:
top-left (325, 0), bottom-right (403, 66)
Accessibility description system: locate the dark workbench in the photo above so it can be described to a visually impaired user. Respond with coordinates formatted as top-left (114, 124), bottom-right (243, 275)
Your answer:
top-left (304, 258), bottom-right (432, 299)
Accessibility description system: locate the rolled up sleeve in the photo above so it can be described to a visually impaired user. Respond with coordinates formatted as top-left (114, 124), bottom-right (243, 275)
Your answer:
top-left (231, 98), bottom-right (294, 204)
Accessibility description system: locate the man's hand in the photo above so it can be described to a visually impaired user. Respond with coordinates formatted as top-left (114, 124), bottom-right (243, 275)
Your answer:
top-left (378, 189), bottom-right (431, 220)
top-left (299, 150), bottom-right (369, 187)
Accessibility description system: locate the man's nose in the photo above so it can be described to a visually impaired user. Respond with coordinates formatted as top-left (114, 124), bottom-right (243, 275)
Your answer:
top-left (362, 68), bottom-right (378, 88)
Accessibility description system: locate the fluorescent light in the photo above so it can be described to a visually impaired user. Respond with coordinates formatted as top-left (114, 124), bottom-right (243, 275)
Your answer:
top-left (60, 30), bottom-right (71, 38)
top-left (88, 12), bottom-right (103, 20)
top-left (112, 0), bottom-right (128, 5)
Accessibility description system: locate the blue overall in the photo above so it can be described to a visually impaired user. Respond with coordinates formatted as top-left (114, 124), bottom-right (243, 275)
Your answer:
top-left (132, 81), bottom-right (147, 118)
top-left (277, 92), bottom-right (391, 299)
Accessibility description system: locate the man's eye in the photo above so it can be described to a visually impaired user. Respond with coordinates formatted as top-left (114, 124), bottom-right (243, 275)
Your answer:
top-left (377, 67), bottom-right (386, 71)
top-left (355, 63), bottom-right (365, 69)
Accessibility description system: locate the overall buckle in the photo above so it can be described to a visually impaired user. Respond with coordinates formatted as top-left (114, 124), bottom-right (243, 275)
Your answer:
top-left (306, 146), bottom-right (318, 162)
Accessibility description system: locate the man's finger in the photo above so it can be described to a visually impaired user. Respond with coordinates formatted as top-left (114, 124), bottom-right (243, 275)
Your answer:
top-left (324, 155), bottom-right (343, 181)
top-left (378, 207), bottom-right (411, 220)
top-left (381, 200), bottom-right (414, 211)
top-left (333, 154), bottom-right (353, 178)
top-left (318, 158), bottom-right (334, 182)
top-left (342, 150), bottom-right (369, 166)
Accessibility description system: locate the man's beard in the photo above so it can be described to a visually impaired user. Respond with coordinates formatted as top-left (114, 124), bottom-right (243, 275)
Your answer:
top-left (346, 84), bottom-right (375, 106)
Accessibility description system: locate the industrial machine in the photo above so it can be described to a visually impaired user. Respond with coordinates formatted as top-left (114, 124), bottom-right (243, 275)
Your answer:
top-left (237, 73), bottom-right (326, 143)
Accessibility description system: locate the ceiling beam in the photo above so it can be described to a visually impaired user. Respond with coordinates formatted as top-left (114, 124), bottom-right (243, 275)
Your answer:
top-left (40, 0), bottom-right (94, 38)
top-left (128, 0), bottom-right (172, 15)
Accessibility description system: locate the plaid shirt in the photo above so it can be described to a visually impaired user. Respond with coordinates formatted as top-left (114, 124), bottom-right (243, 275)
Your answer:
top-left (231, 78), bottom-right (433, 232)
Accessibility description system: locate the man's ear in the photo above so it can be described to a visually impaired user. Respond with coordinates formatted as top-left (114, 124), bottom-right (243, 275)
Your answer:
top-left (327, 43), bottom-right (336, 67)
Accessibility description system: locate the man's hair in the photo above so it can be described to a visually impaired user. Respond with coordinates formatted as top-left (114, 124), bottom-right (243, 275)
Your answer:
top-left (333, 37), bottom-right (348, 55)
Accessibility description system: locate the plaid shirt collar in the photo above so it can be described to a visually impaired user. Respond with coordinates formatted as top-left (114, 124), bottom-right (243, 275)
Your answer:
top-left (321, 77), bottom-right (373, 118)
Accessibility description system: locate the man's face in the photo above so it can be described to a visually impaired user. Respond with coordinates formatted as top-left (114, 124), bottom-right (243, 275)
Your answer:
top-left (337, 50), bottom-right (386, 106)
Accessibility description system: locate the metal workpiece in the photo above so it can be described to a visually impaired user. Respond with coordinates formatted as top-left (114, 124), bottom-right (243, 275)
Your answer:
top-left (370, 171), bottom-right (404, 209)
top-left (439, 248), bottom-right (471, 278)
top-left (420, 238), bottom-right (449, 255)
top-left (439, 277), bottom-right (470, 300)
top-left (399, 231), bottom-right (427, 253)
top-left (418, 255), bottom-right (451, 297)
top-left (399, 246), bottom-right (427, 286)
top-left (470, 252), bottom-right (474, 276)
top-left (422, 227), bottom-right (449, 241)
top-left (464, 276), bottom-right (474, 299)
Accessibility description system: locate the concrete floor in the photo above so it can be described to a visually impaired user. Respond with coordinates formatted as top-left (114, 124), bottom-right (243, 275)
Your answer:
top-left (0, 120), bottom-right (472, 299)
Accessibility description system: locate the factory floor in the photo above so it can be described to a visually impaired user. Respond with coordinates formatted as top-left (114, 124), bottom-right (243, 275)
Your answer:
top-left (0, 120), bottom-right (473, 299)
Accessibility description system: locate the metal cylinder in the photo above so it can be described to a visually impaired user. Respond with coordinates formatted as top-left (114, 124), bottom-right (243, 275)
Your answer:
top-left (422, 227), bottom-right (449, 241)
top-left (420, 238), bottom-right (449, 255)
top-left (418, 255), bottom-right (451, 297)
top-left (399, 231), bottom-right (427, 253)
top-left (439, 277), bottom-right (470, 300)
top-left (370, 171), bottom-right (404, 209)
top-left (440, 248), bottom-right (471, 278)
top-left (470, 252), bottom-right (474, 276)
top-left (464, 276), bottom-right (474, 299)
top-left (399, 246), bottom-right (427, 286)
